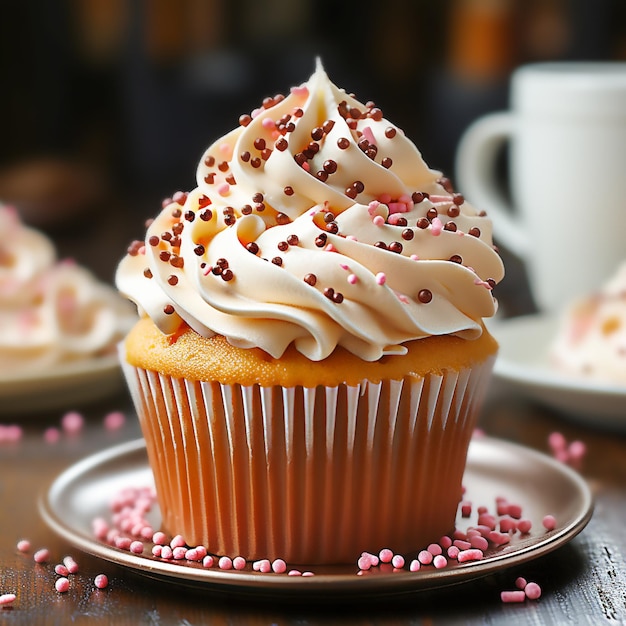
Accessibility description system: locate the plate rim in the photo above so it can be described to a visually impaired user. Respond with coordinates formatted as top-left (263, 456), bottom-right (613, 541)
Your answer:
top-left (491, 313), bottom-right (626, 397)
top-left (39, 436), bottom-right (594, 598)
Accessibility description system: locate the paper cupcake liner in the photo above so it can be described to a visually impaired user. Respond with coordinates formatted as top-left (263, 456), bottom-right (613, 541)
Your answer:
top-left (121, 356), bottom-right (495, 564)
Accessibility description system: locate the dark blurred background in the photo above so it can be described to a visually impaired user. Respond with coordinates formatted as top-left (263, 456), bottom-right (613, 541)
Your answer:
top-left (1, 0), bottom-right (625, 309)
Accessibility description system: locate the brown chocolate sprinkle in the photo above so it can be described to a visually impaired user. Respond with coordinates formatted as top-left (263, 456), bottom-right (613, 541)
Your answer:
top-left (226, 174), bottom-right (237, 184)
top-left (382, 157), bottom-right (393, 169)
top-left (426, 208), bottom-right (438, 221)
top-left (261, 149), bottom-right (272, 161)
top-left (444, 222), bottom-right (457, 232)
top-left (239, 114), bottom-right (252, 127)
top-left (224, 214), bottom-right (236, 226)
top-left (128, 240), bottom-right (144, 256)
top-left (384, 127), bottom-right (397, 139)
top-left (198, 194), bottom-right (211, 208)
top-left (143, 268), bottom-right (152, 278)
top-left (369, 107), bottom-right (383, 121)
top-left (283, 186), bottom-right (294, 196)
top-left (194, 245), bottom-right (205, 256)
top-left (241, 151), bottom-right (251, 162)
top-left (418, 289), bottom-right (433, 303)
top-left (161, 231), bottom-right (172, 242)
top-left (437, 177), bottom-right (454, 193)
top-left (246, 242), bottom-right (259, 254)
top-left (449, 255), bottom-right (462, 264)
top-left (316, 170), bottom-right (329, 182)
top-left (204, 155), bottom-right (216, 167)
top-left (271, 257), bottom-right (283, 266)
top-left (469, 227), bottom-right (481, 237)
top-left (216, 258), bottom-right (229, 268)
top-left (221, 269), bottom-right (234, 281)
top-left (374, 241), bottom-right (388, 250)
top-left (417, 217), bottom-right (430, 229)
top-left (447, 205), bottom-right (460, 218)
top-left (293, 108), bottom-right (304, 118)
top-left (276, 212), bottom-right (290, 225)
top-left (393, 217), bottom-right (408, 227)
top-left (452, 193), bottom-right (464, 206)
top-left (184, 211), bottom-right (195, 222)
top-left (402, 228), bottom-right (414, 241)
top-left (170, 256), bottom-right (184, 268)
top-left (250, 158), bottom-right (261, 168)
top-left (200, 209), bottom-right (213, 221)
top-left (159, 251), bottom-right (171, 262)
top-left (337, 137), bottom-right (350, 150)
top-left (389, 241), bottom-right (403, 254)
top-left (255, 202), bottom-right (265, 212)
top-left (204, 173), bottom-right (216, 184)
top-left (412, 191), bottom-right (428, 204)
top-left (218, 161), bottom-right (229, 172)
top-left (323, 159), bottom-right (337, 173)
top-left (304, 273), bottom-right (317, 286)
top-left (254, 138), bottom-right (266, 151)
top-left (325, 222), bottom-right (339, 234)
top-left (167, 275), bottom-right (178, 285)
top-left (324, 212), bottom-right (336, 223)
top-left (323, 119), bottom-right (335, 134)
top-left (287, 234), bottom-right (299, 246)
top-left (164, 304), bottom-right (175, 315)
top-left (311, 127), bottom-right (324, 141)
top-left (487, 278), bottom-right (496, 289)
top-left (241, 205), bottom-right (253, 215)
top-left (315, 233), bottom-right (328, 247)
top-left (277, 241), bottom-right (288, 251)
top-left (275, 138), bottom-right (288, 151)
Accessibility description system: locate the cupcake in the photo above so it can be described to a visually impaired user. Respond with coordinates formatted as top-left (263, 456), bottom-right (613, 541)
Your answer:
top-left (116, 62), bottom-right (504, 564)
top-left (0, 205), bottom-right (135, 375)
top-left (550, 262), bottom-right (626, 386)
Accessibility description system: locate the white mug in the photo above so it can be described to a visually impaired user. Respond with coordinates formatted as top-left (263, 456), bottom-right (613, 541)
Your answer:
top-left (456, 62), bottom-right (626, 312)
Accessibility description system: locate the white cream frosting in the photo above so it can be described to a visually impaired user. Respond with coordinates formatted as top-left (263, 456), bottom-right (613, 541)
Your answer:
top-left (116, 63), bottom-right (504, 361)
top-left (551, 262), bottom-right (626, 385)
top-left (0, 205), bottom-right (136, 373)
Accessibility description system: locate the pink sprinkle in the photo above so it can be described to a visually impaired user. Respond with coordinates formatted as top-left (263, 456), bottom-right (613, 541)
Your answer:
top-left (202, 555), bottom-right (215, 568)
top-left (288, 570), bottom-right (302, 576)
top-left (151, 545), bottom-right (162, 557)
top-left (194, 546), bottom-right (207, 559)
top-left (387, 213), bottom-right (406, 224)
top-left (262, 118), bottom-right (275, 129)
top-left (470, 535), bottom-right (489, 551)
top-left (372, 215), bottom-right (385, 226)
top-left (233, 556), bottom-right (247, 570)
top-left (378, 193), bottom-right (392, 204)
top-left (453, 539), bottom-right (471, 550)
top-left (114, 536), bottom-right (132, 550)
top-left (368, 200), bottom-right (381, 215)
top-left (362, 126), bottom-right (376, 146)
top-left (453, 529), bottom-right (468, 540)
top-left (517, 519), bottom-right (532, 534)
top-left (525, 582), bottom-right (542, 600)
top-left (129, 541), bottom-right (144, 555)
top-left (439, 536), bottom-right (452, 549)
top-left (348, 274), bottom-right (358, 285)
top-left (427, 543), bottom-right (443, 556)
top-left (501, 590), bottom-right (526, 603)
top-left (417, 550), bottom-right (433, 565)
top-left (447, 545), bottom-right (460, 559)
top-left (172, 547), bottom-right (187, 559)
top-left (160, 546), bottom-right (173, 559)
top-left (568, 440), bottom-right (586, 460)
top-left (543, 514), bottom-right (557, 530)
top-left (515, 577), bottom-right (528, 589)
top-left (460, 501), bottom-right (472, 517)
top-left (94, 574), bottom-right (109, 590)
top-left (357, 555), bottom-right (373, 571)
top-left (44, 427), bottom-right (61, 444)
top-left (301, 161), bottom-right (310, 172)
top-left (185, 549), bottom-right (200, 562)
top-left (302, 572), bottom-right (315, 577)
top-left (34, 548), bottom-right (50, 564)
top-left (388, 203), bottom-right (407, 214)
top-left (152, 531), bottom-right (168, 545)
top-left (478, 513), bottom-right (497, 529)
top-left (430, 217), bottom-right (443, 236)
top-left (409, 559), bottom-right (421, 572)
top-left (55, 578), bottom-right (70, 593)
top-left (457, 549), bottom-right (484, 563)
top-left (361, 551), bottom-right (379, 567)
top-left (487, 531), bottom-right (510, 546)
top-left (379, 548), bottom-right (394, 564)
top-left (16, 539), bottom-right (31, 552)
top-left (499, 516), bottom-right (517, 533)
top-left (0, 593), bottom-right (16, 606)
top-left (272, 559), bottom-right (287, 574)
top-left (170, 534), bottom-right (186, 549)
top-left (391, 554), bottom-right (405, 568)
top-left (217, 183), bottom-right (230, 196)
top-left (507, 504), bottom-right (523, 519)
top-left (290, 85), bottom-right (308, 96)
top-left (0, 424), bottom-right (23, 442)
top-left (548, 431), bottom-right (567, 453)
top-left (55, 564), bottom-right (70, 576)
top-left (324, 243), bottom-right (338, 252)
top-left (218, 556), bottom-right (233, 570)
top-left (103, 411), bottom-right (125, 431)
top-left (253, 559), bottom-right (271, 573)
top-left (63, 555), bottom-right (79, 574)
top-left (433, 555), bottom-right (447, 569)
top-left (61, 411), bottom-right (84, 434)
top-left (375, 272), bottom-right (386, 285)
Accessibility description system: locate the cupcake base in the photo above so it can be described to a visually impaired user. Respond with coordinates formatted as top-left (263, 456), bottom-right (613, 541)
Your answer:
top-left (122, 357), bottom-right (494, 564)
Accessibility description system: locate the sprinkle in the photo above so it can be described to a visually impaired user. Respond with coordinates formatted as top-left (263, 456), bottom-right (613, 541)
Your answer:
top-left (170, 534), bottom-right (186, 549)
top-left (129, 541), bottom-right (144, 554)
top-left (34, 548), bottom-right (50, 564)
top-left (392, 554), bottom-right (405, 568)
top-left (217, 183), bottom-right (230, 196)
top-left (433, 555), bottom-right (447, 569)
top-left (103, 411), bottom-right (125, 431)
top-left (94, 574), bottom-right (109, 589)
top-left (372, 215), bottom-right (385, 226)
top-left (0, 594), bottom-right (16, 606)
top-left (457, 549), bottom-right (484, 563)
top-left (430, 217), bottom-right (443, 236)
top-left (409, 559), bottom-right (421, 572)
top-left (218, 556), bottom-right (233, 570)
top-left (272, 559), bottom-right (287, 574)
top-left (348, 274), bottom-right (358, 285)
top-left (61, 411), bottom-right (84, 434)
top-left (55, 564), bottom-right (69, 576)
top-left (44, 427), bottom-right (61, 444)
top-left (202, 555), bottom-right (215, 568)
top-left (379, 548), bottom-right (394, 564)
top-left (542, 515), bottom-right (557, 530)
top-left (501, 590), bottom-right (526, 603)
top-left (515, 577), bottom-right (528, 589)
top-left (233, 556), bottom-right (247, 570)
top-left (55, 578), bottom-right (70, 593)
top-left (16, 539), bottom-right (31, 552)
top-left (375, 272), bottom-right (386, 285)
top-left (525, 582), bottom-right (542, 600)
top-left (517, 519), bottom-right (532, 534)
top-left (417, 550), bottom-right (433, 565)
top-left (63, 555), bottom-right (79, 574)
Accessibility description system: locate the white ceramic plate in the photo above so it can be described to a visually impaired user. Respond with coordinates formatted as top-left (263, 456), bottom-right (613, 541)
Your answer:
top-left (0, 354), bottom-right (124, 416)
top-left (40, 437), bottom-right (592, 601)
top-left (490, 314), bottom-right (626, 429)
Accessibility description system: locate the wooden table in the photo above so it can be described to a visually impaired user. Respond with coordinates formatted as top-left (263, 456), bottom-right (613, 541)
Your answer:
top-left (1, 369), bottom-right (625, 625)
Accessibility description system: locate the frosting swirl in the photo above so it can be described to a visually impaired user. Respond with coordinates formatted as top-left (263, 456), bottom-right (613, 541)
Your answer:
top-left (117, 63), bottom-right (504, 361)
top-left (0, 206), bottom-right (136, 373)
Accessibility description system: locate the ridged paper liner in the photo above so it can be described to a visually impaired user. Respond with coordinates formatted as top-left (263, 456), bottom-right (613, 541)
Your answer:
top-left (121, 357), bottom-right (495, 564)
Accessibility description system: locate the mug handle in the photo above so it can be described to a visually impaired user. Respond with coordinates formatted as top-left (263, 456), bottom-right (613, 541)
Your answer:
top-left (455, 112), bottom-right (529, 259)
